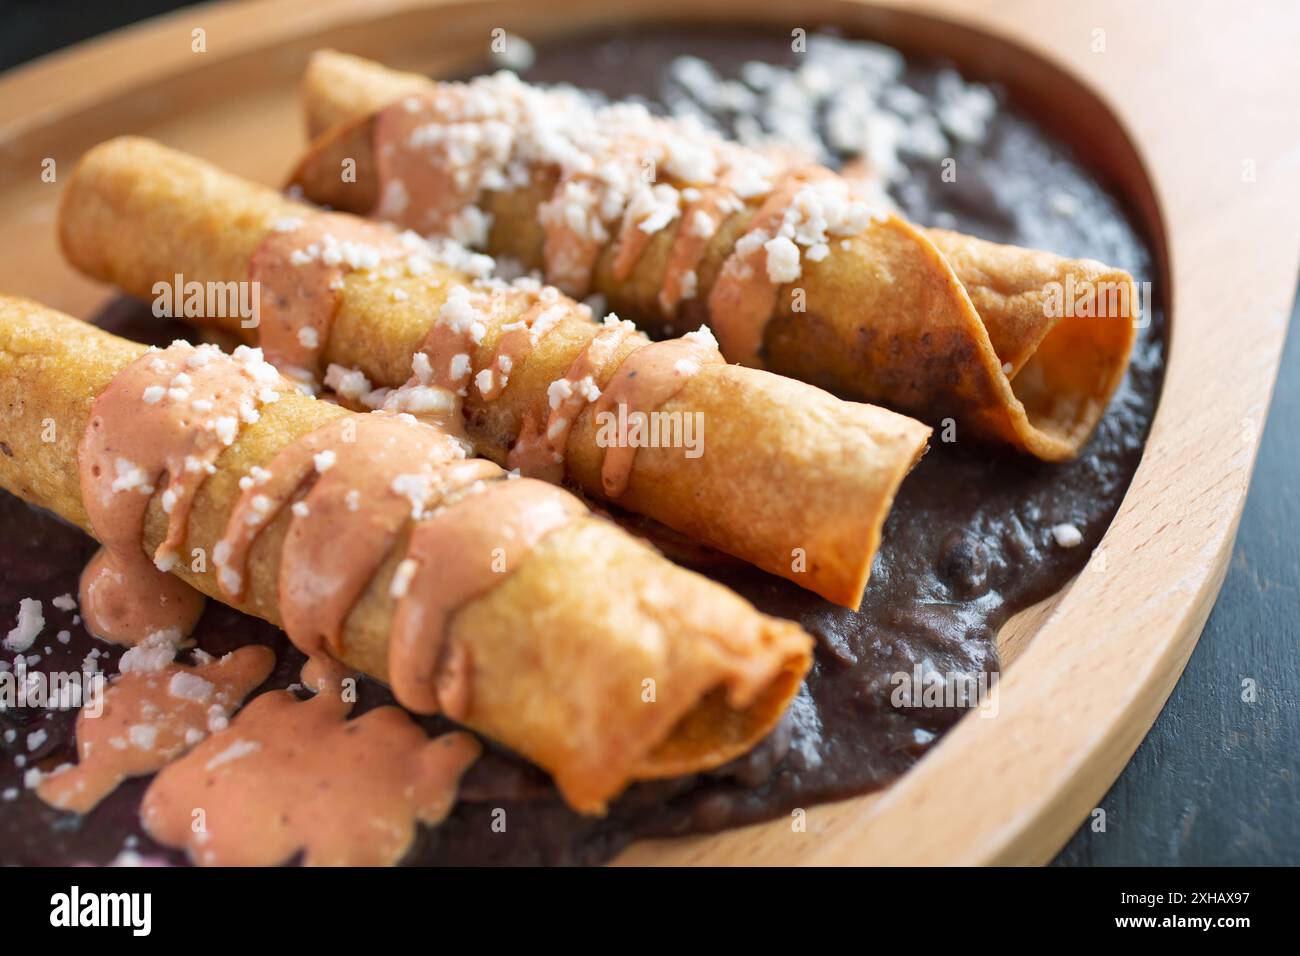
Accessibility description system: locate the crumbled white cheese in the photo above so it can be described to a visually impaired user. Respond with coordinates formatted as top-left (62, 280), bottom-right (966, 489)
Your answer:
top-left (324, 364), bottom-right (373, 402)
top-left (118, 631), bottom-right (180, 674)
top-left (386, 384), bottom-right (457, 415)
top-left (128, 724), bottom-right (158, 751)
top-left (763, 235), bottom-right (802, 283)
top-left (679, 270), bottom-right (698, 300)
top-left (3, 598), bottom-right (43, 653)
top-left (206, 705), bottom-right (230, 734)
top-left (1051, 523), bottom-right (1084, 548)
top-left (212, 416), bottom-right (239, 446)
top-left (111, 458), bottom-right (153, 495)
top-left (683, 325), bottom-right (720, 351)
top-left (168, 671), bottom-right (214, 704)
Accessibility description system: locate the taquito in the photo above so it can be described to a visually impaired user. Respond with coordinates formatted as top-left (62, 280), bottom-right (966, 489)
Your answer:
top-left (58, 137), bottom-right (933, 609)
top-left (0, 296), bottom-right (813, 814)
top-left (292, 50), bottom-right (1138, 462)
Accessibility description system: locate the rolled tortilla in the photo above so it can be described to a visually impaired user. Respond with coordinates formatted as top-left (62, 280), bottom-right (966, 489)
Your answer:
top-left (0, 296), bottom-right (813, 814)
top-left (293, 50), bottom-right (1137, 462)
top-left (59, 137), bottom-right (932, 609)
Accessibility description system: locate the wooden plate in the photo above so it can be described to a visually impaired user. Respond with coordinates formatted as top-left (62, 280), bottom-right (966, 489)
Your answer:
top-left (0, 0), bottom-right (1295, 865)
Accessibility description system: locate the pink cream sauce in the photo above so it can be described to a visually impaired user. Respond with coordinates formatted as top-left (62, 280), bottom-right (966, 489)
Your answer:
top-left (594, 337), bottom-right (725, 498)
top-left (397, 280), bottom-right (721, 500)
top-left (507, 317), bottom-right (637, 483)
top-left (246, 204), bottom-right (724, 504)
top-left (537, 135), bottom-right (666, 297)
top-left (37, 644), bottom-right (275, 814)
top-left (372, 89), bottom-right (498, 235)
top-left (249, 212), bottom-right (412, 384)
top-left (77, 342), bottom-right (291, 645)
top-left (61, 332), bottom-right (588, 863)
top-left (57, 140), bottom-right (744, 861)
top-left (211, 407), bottom-right (575, 722)
top-left (247, 203), bottom-right (728, 517)
top-left (368, 86), bottom-right (824, 368)
top-left (705, 168), bottom-right (832, 366)
top-left (140, 655), bottom-right (481, 866)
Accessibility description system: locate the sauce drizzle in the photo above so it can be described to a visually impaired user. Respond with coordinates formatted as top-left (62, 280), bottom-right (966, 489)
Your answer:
top-left (507, 317), bottom-right (637, 482)
top-left (249, 213), bottom-right (411, 385)
top-left (77, 342), bottom-right (291, 645)
top-left (214, 407), bottom-right (582, 716)
top-left (594, 334), bottom-right (724, 497)
top-left (363, 78), bottom-right (896, 375)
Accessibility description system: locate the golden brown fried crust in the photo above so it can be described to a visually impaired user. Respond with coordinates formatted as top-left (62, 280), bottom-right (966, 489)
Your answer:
top-left (294, 50), bottom-right (1137, 461)
top-left (0, 297), bottom-right (813, 813)
top-left (61, 137), bottom-right (932, 607)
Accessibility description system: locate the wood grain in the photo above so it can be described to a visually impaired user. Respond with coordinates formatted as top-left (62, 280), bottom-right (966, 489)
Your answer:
top-left (0, 0), bottom-right (1295, 865)
top-left (1056, 292), bottom-right (1300, 865)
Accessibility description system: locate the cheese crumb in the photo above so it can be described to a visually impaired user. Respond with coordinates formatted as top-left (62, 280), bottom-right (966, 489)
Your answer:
top-left (1051, 523), bottom-right (1084, 548)
top-left (449, 353), bottom-right (472, 381)
top-left (118, 631), bottom-right (180, 674)
top-left (3, 598), bottom-right (43, 652)
top-left (683, 325), bottom-right (720, 351)
top-left (212, 416), bottom-right (239, 446)
top-left (324, 364), bottom-right (373, 402)
top-left (111, 458), bottom-right (153, 494)
top-left (168, 671), bottom-right (215, 704)
top-left (763, 236), bottom-right (802, 283)
top-left (128, 724), bottom-right (158, 751)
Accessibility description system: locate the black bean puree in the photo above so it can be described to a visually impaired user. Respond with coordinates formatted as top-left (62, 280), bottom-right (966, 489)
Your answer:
top-left (0, 27), bottom-right (1164, 865)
